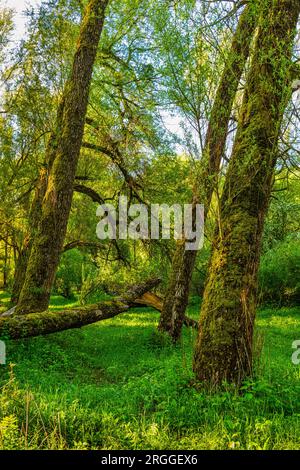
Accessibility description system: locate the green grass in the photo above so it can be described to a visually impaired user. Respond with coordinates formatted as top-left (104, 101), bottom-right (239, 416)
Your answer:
top-left (0, 292), bottom-right (299, 450)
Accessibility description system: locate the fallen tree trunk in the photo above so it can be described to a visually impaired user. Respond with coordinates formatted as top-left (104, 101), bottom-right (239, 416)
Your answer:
top-left (0, 278), bottom-right (161, 340)
top-left (0, 278), bottom-right (197, 340)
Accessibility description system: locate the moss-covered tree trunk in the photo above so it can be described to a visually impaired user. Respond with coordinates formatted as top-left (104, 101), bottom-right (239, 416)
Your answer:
top-left (11, 102), bottom-right (66, 304)
top-left (193, 0), bottom-right (300, 387)
top-left (15, 0), bottom-right (108, 314)
top-left (159, 3), bottom-right (257, 341)
top-left (11, 167), bottom-right (49, 304)
top-left (1, 278), bottom-right (161, 339)
top-left (11, 177), bottom-right (48, 303)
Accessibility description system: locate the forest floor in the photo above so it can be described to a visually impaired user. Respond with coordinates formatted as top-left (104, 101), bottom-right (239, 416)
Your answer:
top-left (0, 291), bottom-right (299, 450)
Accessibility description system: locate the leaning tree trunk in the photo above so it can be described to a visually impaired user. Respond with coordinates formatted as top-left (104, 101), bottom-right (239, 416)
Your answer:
top-left (11, 165), bottom-right (50, 304)
top-left (15, 0), bottom-right (109, 315)
top-left (159, 3), bottom-right (257, 340)
top-left (193, 0), bottom-right (300, 387)
top-left (11, 101), bottom-right (66, 304)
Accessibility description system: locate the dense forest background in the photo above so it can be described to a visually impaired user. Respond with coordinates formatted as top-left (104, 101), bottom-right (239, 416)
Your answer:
top-left (0, 0), bottom-right (299, 450)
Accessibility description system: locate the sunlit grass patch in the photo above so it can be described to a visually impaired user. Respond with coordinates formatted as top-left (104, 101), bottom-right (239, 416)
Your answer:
top-left (0, 295), bottom-right (300, 449)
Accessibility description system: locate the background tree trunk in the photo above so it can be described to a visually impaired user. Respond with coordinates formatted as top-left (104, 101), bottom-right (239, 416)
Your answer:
top-left (159, 3), bottom-right (257, 340)
top-left (193, 0), bottom-right (300, 387)
top-left (2, 232), bottom-right (9, 289)
top-left (16, 0), bottom-right (109, 314)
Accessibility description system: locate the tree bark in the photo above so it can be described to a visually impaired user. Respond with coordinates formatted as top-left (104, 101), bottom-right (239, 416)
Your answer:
top-left (2, 280), bottom-right (198, 339)
top-left (15, 0), bottom-right (109, 314)
top-left (0, 278), bottom-right (160, 339)
top-left (11, 96), bottom-right (68, 304)
top-left (11, 166), bottom-right (49, 303)
top-left (2, 233), bottom-right (9, 289)
top-left (193, 0), bottom-right (300, 387)
top-left (134, 291), bottom-right (198, 329)
top-left (159, 3), bottom-right (257, 340)
top-left (11, 181), bottom-right (105, 304)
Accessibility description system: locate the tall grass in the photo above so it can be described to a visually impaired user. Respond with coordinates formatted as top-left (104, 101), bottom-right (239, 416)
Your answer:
top-left (0, 292), bottom-right (299, 449)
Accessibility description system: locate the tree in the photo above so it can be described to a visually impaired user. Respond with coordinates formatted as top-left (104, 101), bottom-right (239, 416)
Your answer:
top-left (10, 0), bottom-right (169, 304)
top-left (6, 0), bottom-right (87, 304)
top-left (16, 0), bottom-right (109, 314)
top-left (193, 0), bottom-right (300, 387)
top-left (159, 2), bottom-right (257, 340)
top-left (11, 98), bottom-right (67, 304)
top-left (1, 278), bottom-right (161, 338)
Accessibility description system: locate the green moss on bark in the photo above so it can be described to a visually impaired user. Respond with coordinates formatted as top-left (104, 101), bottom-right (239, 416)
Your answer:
top-left (16, 0), bottom-right (109, 315)
top-left (193, 0), bottom-right (300, 387)
top-left (159, 3), bottom-right (257, 340)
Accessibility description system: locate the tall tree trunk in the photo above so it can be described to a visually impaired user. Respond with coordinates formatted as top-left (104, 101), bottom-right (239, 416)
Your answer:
top-left (11, 98), bottom-right (67, 304)
top-left (159, 3), bottom-right (257, 340)
top-left (15, 0), bottom-right (108, 315)
top-left (11, 167), bottom-right (48, 303)
top-left (193, 0), bottom-right (300, 387)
